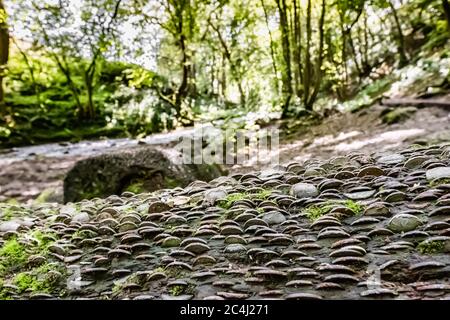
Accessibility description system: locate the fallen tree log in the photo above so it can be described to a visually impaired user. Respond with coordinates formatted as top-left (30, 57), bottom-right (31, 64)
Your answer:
top-left (381, 98), bottom-right (450, 108)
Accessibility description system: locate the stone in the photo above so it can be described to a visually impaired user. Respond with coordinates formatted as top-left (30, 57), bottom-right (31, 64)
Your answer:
top-left (404, 156), bottom-right (429, 169)
top-left (364, 203), bottom-right (390, 216)
top-left (0, 221), bottom-right (20, 232)
top-left (387, 213), bottom-right (422, 232)
top-left (344, 190), bottom-right (375, 200)
top-left (358, 166), bottom-right (385, 177)
top-left (377, 153), bottom-right (405, 165)
top-left (204, 188), bottom-right (228, 205)
top-left (285, 293), bottom-right (322, 300)
top-left (63, 146), bottom-right (225, 202)
top-left (161, 236), bottom-right (181, 248)
top-left (261, 212), bottom-right (286, 225)
top-left (148, 202), bottom-right (171, 214)
top-left (184, 242), bottom-right (210, 254)
top-left (224, 244), bottom-right (246, 253)
top-left (290, 183), bottom-right (319, 198)
top-left (71, 212), bottom-right (90, 224)
top-left (426, 167), bottom-right (450, 181)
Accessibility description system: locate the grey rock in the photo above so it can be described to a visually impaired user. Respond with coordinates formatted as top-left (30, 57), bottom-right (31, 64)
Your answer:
top-left (262, 212), bottom-right (286, 225)
top-left (290, 183), bottom-right (319, 198)
top-left (63, 146), bottom-right (226, 202)
top-left (388, 213), bottom-right (422, 232)
top-left (224, 244), bottom-right (246, 253)
top-left (71, 212), bottom-right (90, 224)
top-left (426, 167), bottom-right (450, 181)
top-left (344, 190), bottom-right (375, 200)
top-left (0, 221), bottom-right (21, 232)
top-left (377, 153), bottom-right (405, 165)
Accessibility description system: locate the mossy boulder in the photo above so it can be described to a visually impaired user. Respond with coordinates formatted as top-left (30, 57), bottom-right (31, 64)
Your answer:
top-left (381, 106), bottom-right (417, 124)
top-left (63, 146), bottom-right (227, 202)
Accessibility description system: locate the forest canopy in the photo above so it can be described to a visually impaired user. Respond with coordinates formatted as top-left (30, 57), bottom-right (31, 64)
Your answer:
top-left (0, 0), bottom-right (449, 146)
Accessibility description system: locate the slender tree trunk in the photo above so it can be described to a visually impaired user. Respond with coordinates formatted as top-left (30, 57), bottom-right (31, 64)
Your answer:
top-left (388, 0), bottom-right (407, 67)
top-left (260, 0), bottom-right (279, 94)
top-left (84, 72), bottom-right (95, 119)
top-left (11, 37), bottom-right (42, 109)
top-left (292, 0), bottom-right (302, 97)
top-left (306, 0), bottom-right (326, 110)
top-left (348, 31), bottom-right (362, 81)
top-left (0, 0), bottom-right (9, 115)
top-left (443, 0), bottom-right (450, 32)
top-left (174, 18), bottom-right (189, 117)
top-left (211, 54), bottom-right (215, 95)
top-left (303, 0), bottom-right (312, 110)
top-left (276, 0), bottom-right (293, 117)
top-left (209, 20), bottom-right (245, 106)
top-left (221, 53), bottom-right (226, 99)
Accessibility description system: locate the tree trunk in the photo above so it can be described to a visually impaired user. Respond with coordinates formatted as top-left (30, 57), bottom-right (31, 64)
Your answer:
top-left (276, 0), bottom-right (293, 117)
top-left (85, 72), bottom-right (95, 119)
top-left (260, 0), bottom-right (279, 94)
top-left (292, 0), bottom-right (302, 97)
top-left (12, 37), bottom-right (42, 109)
top-left (388, 0), bottom-right (407, 67)
top-left (0, 0), bottom-right (9, 115)
top-left (443, 0), bottom-right (450, 32)
top-left (174, 19), bottom-right (189, 118)
top-left (209, 19), bottom-right (245, 106)
top-left (303, 0), bottom-right (312, 110)
top-left (306, 0), bottom-right (326, 110)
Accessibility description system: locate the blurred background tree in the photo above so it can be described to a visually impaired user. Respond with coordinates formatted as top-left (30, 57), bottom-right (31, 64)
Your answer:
top-left (0, 0), bottom-right (448, 146)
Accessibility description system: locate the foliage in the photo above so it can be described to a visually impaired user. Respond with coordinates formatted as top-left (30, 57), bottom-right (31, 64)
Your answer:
top-left (218, 189), bottom-right (273, 209)
top-left (303, 205), bottom-right (331, 221)
top-left (344, 200), bottom-right (364, 215)
top-left (13, 263), bottom-right (64, 294)
top-left (417, 240), bottom-right (446, 254)
top-left (303, 199), bottom-right (364, 221)
top-left (169, 285), bottom-right (185, 296)
top-left (0, 0), bottom-right (448, 148)
top-left (0, 238), bottom-right (28, 273)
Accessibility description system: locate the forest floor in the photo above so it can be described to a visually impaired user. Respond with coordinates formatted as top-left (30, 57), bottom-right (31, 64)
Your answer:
top-left (1, 98), bottom-right (450, 203)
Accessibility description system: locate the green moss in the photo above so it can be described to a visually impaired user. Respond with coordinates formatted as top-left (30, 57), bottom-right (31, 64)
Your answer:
top-left (382, 107), bottom-right (417, 125)
top-left (303, 200), bottom-right (365, 221)
top-left (152, 267), bottom-right (166, 274)
top-left (0, 204), bottom-right (23, 220)
top-left (429, 178), bottom-right (450, 187)
top-left (218, 193), bottom-right (248, 209)
top-left (13, 263), bottom-right (64, 294)
top-left (32, 230), bottom-right (58, 253)
top-left (112, 283), bottom-right (122, 295)
top-left (14, 273), bottom-right (38, 293)
top-left (0, 279), bottom-right (12, 300)
top-left (169, 285), bottom-right (185, 296)
top-left (124, 181), bottom-right (146, 194)
top-left (303, 205), bottom-right (331, 221)
top-left (417, 240), bottom-right (446, 254)
top-left (71, 229), bottom-right (95, 240)
top-left (218, 190), bottom-right (273, 209)
top-left (34, 189), bottom-right (56, 204)
top-left (164, 177), bottom-right (180, 189)
top-left (253, 189), bottom-right (272, 200)
top-left (344, 200), bottom-right (364, 215)
top-left (0, 238), bottom-right (29, 274)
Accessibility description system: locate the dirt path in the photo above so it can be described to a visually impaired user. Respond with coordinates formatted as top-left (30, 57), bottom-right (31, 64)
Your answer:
top-left (278, 105), bottom-right (450, 162)
top-left (229, 104), bottom-right (450, 172)
top-left (1, 104), bottom-right (450, 203)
